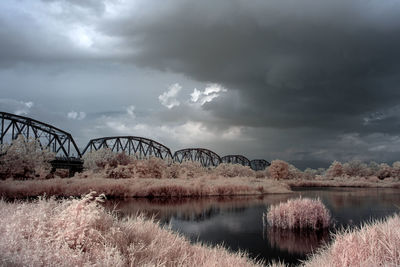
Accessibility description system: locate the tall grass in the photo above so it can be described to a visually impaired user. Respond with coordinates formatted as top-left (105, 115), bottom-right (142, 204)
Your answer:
top-left (265, 197), bottom-right (331, 230)
top-left (0, 176), bottom-right (292, 198)
top-left (0, 192), bottom-right (262, 267)
top-left (303, 214), bottom-right (400, 267)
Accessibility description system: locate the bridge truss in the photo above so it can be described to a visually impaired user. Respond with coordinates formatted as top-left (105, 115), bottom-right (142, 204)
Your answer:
top-left (1, 111), bottom-right (272, 175)
top-left (221, 155), bottom-right (251, 166)
top-left (0, 111), bottom-right (81, 158)
top-left (82, 136), bottom-right (173, 160)
top-left (250, 159), bottom-right (271, 171)
top-left (173, 148), bottom-right (222, 167)
top-left (0, 111), bottom-right (83, 176)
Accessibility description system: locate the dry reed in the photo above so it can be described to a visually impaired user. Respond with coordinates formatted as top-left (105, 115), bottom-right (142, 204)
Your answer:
top-left (0, 192), bottom-right (262, 267)
top-left (0, 176), bottom-right (292, 198)
top-left (303, 214), bottom-right (400, 267)
top-left (265, 197), bottom-right (331, 230)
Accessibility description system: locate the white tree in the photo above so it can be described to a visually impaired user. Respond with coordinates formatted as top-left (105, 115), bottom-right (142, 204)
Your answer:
top-left (0, 135), bottom-right (55, 179)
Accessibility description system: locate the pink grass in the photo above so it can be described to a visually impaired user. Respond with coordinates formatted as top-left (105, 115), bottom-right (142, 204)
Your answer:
top-left (0, 192), bottom-right (262, 267)
top-left (265, 197), bottom-right (331, 230)
top-left (303, 214), bottom-right (400, 267)
top-left (0, 176), bottom-right (292, 198)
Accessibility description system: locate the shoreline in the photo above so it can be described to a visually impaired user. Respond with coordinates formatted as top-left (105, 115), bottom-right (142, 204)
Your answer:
top-left (285, 178), bottom-right (400, 189)
top-left (2, 175), bottom-right (400, 199)
top-left (0, 176), bottom-right (292, 199)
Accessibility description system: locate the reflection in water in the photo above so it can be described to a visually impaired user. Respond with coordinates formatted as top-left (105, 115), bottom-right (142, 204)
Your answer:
top-left (264, 226), bottom-right (330, 254)
top-left (104, 195), bottom-right (289, 223)
top-left (104, 188), bottom-right (400, 265)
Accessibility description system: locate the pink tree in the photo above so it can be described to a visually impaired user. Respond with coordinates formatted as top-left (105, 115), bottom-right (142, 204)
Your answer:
top-left (268, 160), bottom-right (289, 180)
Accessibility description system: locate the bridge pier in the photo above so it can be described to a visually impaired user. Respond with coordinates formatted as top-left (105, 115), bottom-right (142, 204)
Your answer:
top-left (50, 158), bottom-right (83, 177)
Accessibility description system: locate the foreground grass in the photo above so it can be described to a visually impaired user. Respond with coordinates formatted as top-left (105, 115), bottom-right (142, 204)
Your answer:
top-left (0, 192), bottom-right (262, 267)
top-left (302, 214), bottom-right (400, 267)
top-left (1, 192), bottom-right (399, 266)
top-left (0, 176), bottom-right (292, 198)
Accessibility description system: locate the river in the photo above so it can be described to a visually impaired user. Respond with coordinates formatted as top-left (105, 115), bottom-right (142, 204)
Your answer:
top-left (105, 187), bottom-right (400, 265)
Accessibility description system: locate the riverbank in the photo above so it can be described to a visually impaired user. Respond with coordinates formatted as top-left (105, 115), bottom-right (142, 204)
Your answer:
top-left (0, 192), bottom-right (262, 267)
top-left (0, 176), bottom-right (292, 198)
top-left (285, 176), bottom-right (400, 189)
top-left (2, 191), bottom-right (399, 266)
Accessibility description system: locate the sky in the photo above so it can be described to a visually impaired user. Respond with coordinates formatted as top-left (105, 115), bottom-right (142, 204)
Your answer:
top-left (1, 0), bottom-right (400, 169)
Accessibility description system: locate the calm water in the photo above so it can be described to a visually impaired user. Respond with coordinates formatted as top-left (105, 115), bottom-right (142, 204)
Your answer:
top-left (105, 188), bottom-right (400, 265)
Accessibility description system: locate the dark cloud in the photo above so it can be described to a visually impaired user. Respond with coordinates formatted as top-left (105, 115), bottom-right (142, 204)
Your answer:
top-left (102, 0), bottom-right (400, 132)
top-left (2, 0), bottom-right (400, 167)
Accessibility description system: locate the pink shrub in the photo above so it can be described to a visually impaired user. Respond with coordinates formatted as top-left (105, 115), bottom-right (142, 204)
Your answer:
top-left (343, 160), bottom-right (368, 177)
top-left (214, 163), bottom-right (255, 178)
top-left (268, 160), bottom-right (289, 180)
top-left (82, 148), bottom-right (116, 171)
top-left (303, 168), bottom-right (318, 180)
top-left (0, 193), bottom-right (261, 267)
top-left (325, 161), bottom-right (344, 179)
top-left (265, 197), bottom-right (331, 230)
top-left (174, 161), bottom-right (208, 178)
top-left (105, 164), bottom-right (135, 179)
top-left (108, 152), bottom-right (133, 168)
top-left (377, 163), bottom-right (392, 180)
top-left (304, 214), bottom-right (400, 267)
top-left (255, 170), bottom-right (269, 178)
top-left (0, 135), bottom-right (55, 179)
top-left (82, 151), bottom-right (266, 180)
top-left (133, 157), bottom-right (167, 178)
top-left (163, 162), bottom-right (181, 178)
top-left (287, 164), bottom-right (304, 179)
top-left (391, 161), bottom-right (400, 179)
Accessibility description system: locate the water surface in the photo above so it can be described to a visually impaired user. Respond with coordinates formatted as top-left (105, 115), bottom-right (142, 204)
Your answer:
top-left (106, 188), bottom-right (400, 265)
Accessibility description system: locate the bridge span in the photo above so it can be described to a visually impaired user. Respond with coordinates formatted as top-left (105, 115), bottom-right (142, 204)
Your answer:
top-left (0, 111), bottom-right (271, 173)
top-left (0, 111), bottom-right (83, 175)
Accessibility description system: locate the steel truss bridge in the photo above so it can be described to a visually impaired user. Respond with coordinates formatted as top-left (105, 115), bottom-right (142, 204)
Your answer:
top-left (173, 148), bottom-right (222, 167)
top-left (250, 159), bottom-right (271, 171)
top-left (0, 111), bottom-right (83, 175)
top-left (0, 111), bottom-right (271, 174)
top-left (221, 155), bottom-right (251, 166)
top-left (82, 136), bottom-right (173, 160)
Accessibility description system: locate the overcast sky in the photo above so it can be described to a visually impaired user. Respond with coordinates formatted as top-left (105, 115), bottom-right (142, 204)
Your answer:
top-left (2, 0), bottom-right (400, 169)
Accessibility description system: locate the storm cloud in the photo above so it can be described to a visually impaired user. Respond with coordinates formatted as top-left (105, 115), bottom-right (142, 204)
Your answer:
top-left (1, 0), bottom-right (400, 168)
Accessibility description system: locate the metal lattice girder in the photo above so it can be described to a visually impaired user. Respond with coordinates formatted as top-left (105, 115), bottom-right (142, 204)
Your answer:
top-left (250, 159), bottom-right (271, 171)
top-left (221, 155), bottom-right (251, 166)
top-left (0, 111), bottom-right (81, 158)
top-left (82, 136), bottom-right (173, 160)
top-left (173, 148), bottom-right (222, 167)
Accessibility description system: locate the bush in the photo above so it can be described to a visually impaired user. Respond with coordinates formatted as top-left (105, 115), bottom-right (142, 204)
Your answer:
top-left (392, 161), bottom-right (400, 179)
top-left (214, 163), bottom-right (255, 178)
top-left (0, 192), bottom-right (261, 267)
top-left (303, 168), bottom-right (318, 180)
top-left (343, 160), bottom-right (368, 177)
top-left (268, 160), bottom-right (289, 180)
top-left (325, 161), bottom-right (344, 179)
top-left (376, 163), bottom-right (392, 180)
top-left (133, 157), bottom-right (167, 178)
top-left (0, 135), bottom-right (55, 179)
top-left (264, 197), bottom-right (331, 230)
top-left (82, 148), bottom-right (116, 171)
top-left (287, 164), bottom-right (304, 179)
top-left (304, 214), bottom-right (400, 267)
